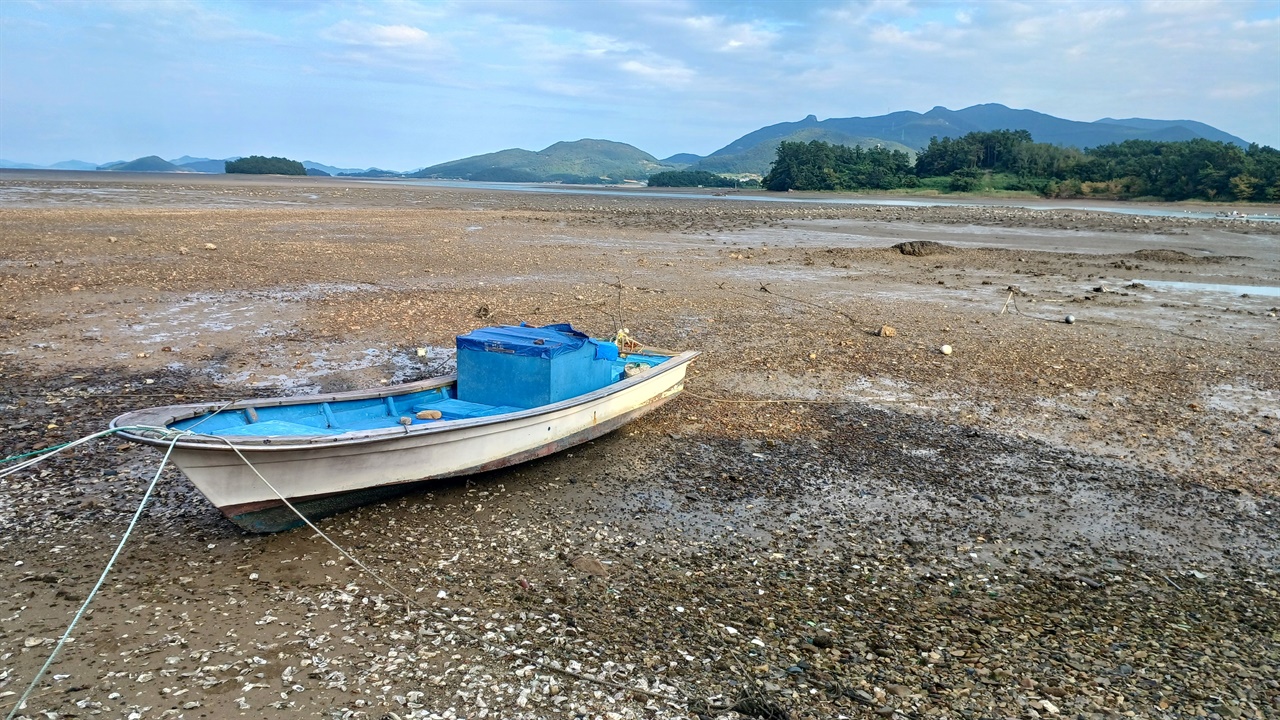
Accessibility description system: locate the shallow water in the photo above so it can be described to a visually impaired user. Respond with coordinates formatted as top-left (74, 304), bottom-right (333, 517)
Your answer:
top-left (380, 178), bottom-right (1280, 222)
top-left (1136, 279), bottom-right (1280, 297)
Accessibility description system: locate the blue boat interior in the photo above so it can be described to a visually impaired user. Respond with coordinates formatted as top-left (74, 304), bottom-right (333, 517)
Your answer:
top-left (170, 343), bottom-right (672, 438)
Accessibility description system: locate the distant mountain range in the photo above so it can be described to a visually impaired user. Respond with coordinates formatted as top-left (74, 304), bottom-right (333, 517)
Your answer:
top-left (410, 104), bottom-right (1249, 181)
top-left (0, 103), bottom-right (1254, 182)
top-left (685, 104), bottom-right (1248, 177)
top-left (0, 155), bottom-right (375, 175)
top-left (0, 158), bottom-right (101, 171)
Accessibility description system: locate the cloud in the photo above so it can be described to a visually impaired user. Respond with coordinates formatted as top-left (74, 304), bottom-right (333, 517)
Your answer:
top-left (332, 22), bottom-right (432, 48)
top-left (1234, 15), bottom-right (1280, 30)
top-left (1207, 82), bottom-right (1272, 101)
top-left (532, 78), bottom-right (598, 98)
top-left (681, 14), bottom-right (777, 52)
top-left (1, 0), bottom-right (1276, 167)
top-left (97, 0), bottom-right (280, 45)
top-left (868, 23), bottom-right (948, 52)
top-left (619, 58), bottom-right (695, 85)
top-left (1141, 0), bottom-right (1224, 16)
top-left (321, 20), bottom-right (446, 56)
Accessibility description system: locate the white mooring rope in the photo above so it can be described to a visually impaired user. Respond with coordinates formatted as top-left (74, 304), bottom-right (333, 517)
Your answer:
top-left (5, 426), bottom-right (687, 718)
top-left (4, 428), bottom-right (184, 720)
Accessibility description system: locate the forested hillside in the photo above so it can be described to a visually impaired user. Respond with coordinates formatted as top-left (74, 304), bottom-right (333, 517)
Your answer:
top-left (761, 133), bottom-right (1279, 202)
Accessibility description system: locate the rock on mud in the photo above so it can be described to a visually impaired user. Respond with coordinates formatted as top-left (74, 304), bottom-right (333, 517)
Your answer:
top-left (892, 240), bottom-right (951, 256)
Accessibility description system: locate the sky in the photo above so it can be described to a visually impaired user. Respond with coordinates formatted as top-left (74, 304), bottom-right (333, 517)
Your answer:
top-left (1, 0), bottom-right (1278, 170)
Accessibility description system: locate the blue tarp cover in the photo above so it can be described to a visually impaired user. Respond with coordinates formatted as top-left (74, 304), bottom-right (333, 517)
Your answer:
top-left (457, 323), bottom-right (618, 361)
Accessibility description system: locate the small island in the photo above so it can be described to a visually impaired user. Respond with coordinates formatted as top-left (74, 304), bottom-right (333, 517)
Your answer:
top-left (225, 155), bottom-right (306, 175)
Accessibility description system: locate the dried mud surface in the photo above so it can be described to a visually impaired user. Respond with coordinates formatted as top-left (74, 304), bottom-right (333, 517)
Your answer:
top-left (1, 171), bottom-right (1278, 720)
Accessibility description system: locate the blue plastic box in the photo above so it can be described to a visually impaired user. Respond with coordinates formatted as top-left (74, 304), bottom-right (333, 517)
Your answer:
top-left (455, 324), bottom-right (619, 409)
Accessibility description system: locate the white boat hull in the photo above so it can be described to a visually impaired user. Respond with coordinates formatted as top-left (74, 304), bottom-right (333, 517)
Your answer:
top-left (113, 351), bottom-right (696, 532)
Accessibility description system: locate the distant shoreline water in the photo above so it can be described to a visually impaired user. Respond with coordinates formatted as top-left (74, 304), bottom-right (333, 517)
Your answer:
top-left (376, 178), bottom-right (1280, 223)
top-left (0, 168), bottom-right (1275, 223)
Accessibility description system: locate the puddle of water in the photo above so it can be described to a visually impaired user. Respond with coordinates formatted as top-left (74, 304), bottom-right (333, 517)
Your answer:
top-left (0, 186), bottom-right (139, 203)
top-left (1204, 383), bottom-right (1280, 417)
top-left (1135, 279), bottom-right (1280, 297)
top-left (715, 264), bottom-right (855, 285)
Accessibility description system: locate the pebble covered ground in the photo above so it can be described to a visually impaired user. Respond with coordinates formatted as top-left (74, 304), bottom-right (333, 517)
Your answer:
top-left (0, 172), bottom-right (1277, 719)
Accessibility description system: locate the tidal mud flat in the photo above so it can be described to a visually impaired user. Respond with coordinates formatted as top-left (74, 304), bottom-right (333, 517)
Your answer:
top-left (0, 172), bottom-right (1277, 719)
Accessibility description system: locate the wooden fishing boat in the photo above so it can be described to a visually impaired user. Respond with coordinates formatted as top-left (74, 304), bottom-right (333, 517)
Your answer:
top-left (112, 324), bottom-right (697, 532)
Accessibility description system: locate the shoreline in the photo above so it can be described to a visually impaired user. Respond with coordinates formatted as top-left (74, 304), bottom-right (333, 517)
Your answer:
top-left (5, 168), bottom-right (1279, 217)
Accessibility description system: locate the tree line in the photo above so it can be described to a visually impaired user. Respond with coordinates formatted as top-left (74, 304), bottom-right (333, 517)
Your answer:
top-left (225, 156), bottom-right (306, 175)
top-left (647, 170), bottom-right (760, 188)
top-left (761, 143), bottom-right (915, 192)
top-left (759, 133), bottom-right (1279, 202)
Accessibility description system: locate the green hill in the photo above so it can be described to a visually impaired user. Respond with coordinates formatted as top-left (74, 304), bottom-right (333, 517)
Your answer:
top-left (411, 139), bottom-right (675, 183)
top-left (104, 155), bottom-right (182, 172)
top-left (694, 129), bottom-right (915, 175)
top-left (660, 153), bottom-right (702, 168)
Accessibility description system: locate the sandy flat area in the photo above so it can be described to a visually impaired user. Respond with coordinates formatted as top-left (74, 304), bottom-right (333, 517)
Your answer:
top-left (0, 171), bottom-right (1277, 719)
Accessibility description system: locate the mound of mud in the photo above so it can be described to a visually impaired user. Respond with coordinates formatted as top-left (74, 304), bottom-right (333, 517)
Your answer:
top-left (1130, 249), bottom-right (1199, 262)
top-left (1128, 249), bottom-right (1253, 264)
top-left (892, 240), bottom-right (951, 256)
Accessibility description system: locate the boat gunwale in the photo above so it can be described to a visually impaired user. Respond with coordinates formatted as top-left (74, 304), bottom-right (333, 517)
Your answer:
top-left (110, 350), bottom-right (699, 451)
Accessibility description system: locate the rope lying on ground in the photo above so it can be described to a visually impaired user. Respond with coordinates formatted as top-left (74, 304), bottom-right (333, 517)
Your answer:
top-left (4, 425), bottom-right (690, 716)
top-left (683, 390), bottom-right (959, 405)
top-left (3, 427), bottom-right (183, 720)
top-left (1000, 290), bottom-right (1236, 344)
top-left (0, 426), bottom-right (162, 478)
top-left (721, 285), bottom-right (860, 327)
top-left (0, 397), bottom-right (247, 470)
